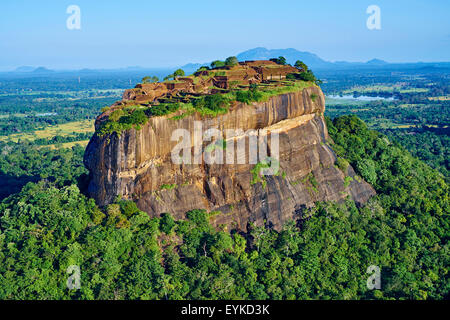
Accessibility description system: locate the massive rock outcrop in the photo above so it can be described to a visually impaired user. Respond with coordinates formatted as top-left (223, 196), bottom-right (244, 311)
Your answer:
top-left (84, 74), bottom-right (375, 231)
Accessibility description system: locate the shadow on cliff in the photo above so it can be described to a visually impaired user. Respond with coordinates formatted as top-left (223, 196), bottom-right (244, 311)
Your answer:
top-left (0, 172), bottom-right (92, 202)
top-left (76, 172), bottom-right (91, 198)
top-left (0, 172), bottom-right (40, 201)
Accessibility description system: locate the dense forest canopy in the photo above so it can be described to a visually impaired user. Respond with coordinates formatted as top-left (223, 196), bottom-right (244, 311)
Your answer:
top-left (0, 115), bottom-right (447, 300)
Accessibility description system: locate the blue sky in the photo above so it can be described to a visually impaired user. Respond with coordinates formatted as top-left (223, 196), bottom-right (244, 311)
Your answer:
top-left (0, 0), bottom-right (449, 70)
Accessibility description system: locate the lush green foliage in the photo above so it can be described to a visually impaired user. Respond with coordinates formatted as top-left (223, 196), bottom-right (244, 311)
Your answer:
top-left (270, 56), bottom-right (287, 65)
top-left (294, 60), bottom-right (308, 71)
top-left (225, 56), bottom-right (239, 67)
top-left (325, 115), bottom-right (449, 299)
top-left (381, 128), bottom-right (449, 179)
top-left (149, 103), bottom-right (181, 117)
top-left (163, 69), bottom-right (185, 81)
top-left (142, 76), bottom-right (159, 84)
top-left (210, 60), bottom-right (225, 69)
top-left (192, 94), bottom-right (231, 116)
top-left (0, 141), bottom-right (87, 200)
top-left (173, 69), bottom-right (185, 78)
top-left (0, 115), bottom-right (447, 300)
top-left (97, 108), bottom-right (149, 136)
top-left (235, 86), bottom-right (264, 104)
top-left (196, 66), bottom-right (210, 72)
top-left (1, 62), bottom-right (448, 300)
top-left (288, 70), bottom-right (321, 85)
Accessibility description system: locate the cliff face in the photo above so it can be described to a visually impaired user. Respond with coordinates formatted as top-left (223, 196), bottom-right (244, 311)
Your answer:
top-left (84, 85), bottom-right (375, 231)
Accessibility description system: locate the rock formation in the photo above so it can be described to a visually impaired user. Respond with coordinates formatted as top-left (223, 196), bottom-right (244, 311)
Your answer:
top-left (84, 61), bottom-right (375, 231)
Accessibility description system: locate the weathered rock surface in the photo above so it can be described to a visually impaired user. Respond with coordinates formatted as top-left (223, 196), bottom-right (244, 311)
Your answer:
top-left (84, 86), bottom-right (375, 231)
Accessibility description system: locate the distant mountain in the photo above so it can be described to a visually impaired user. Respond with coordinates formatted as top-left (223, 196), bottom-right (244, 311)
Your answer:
top-left (366, 58), bottom-right (388, 66)
top-left (180, 63), bottom-right (207, 74)
top-left (180, 48), bottom-right (333, 73)
top-left (180, 47), bottom-right (394, 72)
top-left (7, 49), bottom-right (449, 76)
top-left (32, 67), bottom-right (55, 74)
top-left (124, 66), bottom-right (145, 71)
top-left (79, 68), bottom-right (96, 73)
top-left (236, 47), bottom-right (333, 69)
top-left (14, 66), bottom-right (35, 72)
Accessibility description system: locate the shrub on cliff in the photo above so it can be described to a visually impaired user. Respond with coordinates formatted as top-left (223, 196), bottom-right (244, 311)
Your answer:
top-left (210, 60), bottom-right (225, 69)
top-left (149, 103), bottom-right (181, 117)
top-left (163, 69), bottom-right (185, 81)
top-left (294, 60), bottom-right (308, 71)
top-left (159, 213), bottom-right (176, 234)
top-left (270, 56), bottom-right (287, 65)
top-left (196, 66), bottom-right (210, 72)
top-left (192, 94), bottom-right (231, 116)
top-left (225, 56), bottom-right (239, 67)
top-left (235, 86), bottom-right (264, 104)
top-left (97, 108), bottom-right (150, 136)
top-left (287, 69), bottom-right (321, 85)
top-left (119, 109), bottom-right (148, 127)
top-left (142, 76), bottom-right (159, 84)
top-left (173, 69), bottom-right (185, 78)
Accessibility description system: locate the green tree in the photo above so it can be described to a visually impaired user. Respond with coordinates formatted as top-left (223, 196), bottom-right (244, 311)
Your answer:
top-left (196, 66), bottom-right (210, 72)
top-left (270, 56), bottom-right (287, 65)
top-left (225, 56), bottom-right (239, 67)
top-left (173, 69), bottom-right (185, 79)
top-left (142, 76), bottom-right (159, 84)
top-left (356, 158), bottom-right (377, 185)
top-left (210, 60), bottom-right (225, 69)
top-left (294, 60), bottom-right (308, 71)
top-left (159, 213), bottom-right (176, 234)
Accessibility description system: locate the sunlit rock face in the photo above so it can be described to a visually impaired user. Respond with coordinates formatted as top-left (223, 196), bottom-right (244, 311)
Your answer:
top-left (84, 85), bottom-right (375, 231)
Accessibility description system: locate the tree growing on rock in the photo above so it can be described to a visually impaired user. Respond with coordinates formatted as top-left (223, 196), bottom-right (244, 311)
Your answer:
top-left (210, 60), bottom-right (225, 69)
top-left (270, 56), bottom-right (287, 65)
top-left (173, 69), bottom-right (185, 79)
top-left (225, 56), bottom-right (239, 67)
top-left (163, 69), bottom-right (185, 81)
top-left (142, 76), bottom-right (159, 84)
top-left (294, 60), bottom-right (308, 71)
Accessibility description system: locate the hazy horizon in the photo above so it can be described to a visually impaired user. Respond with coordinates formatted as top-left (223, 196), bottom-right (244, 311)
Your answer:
top-left (3, 48), bottom-right (450, 73)
top-left (1, 0), bottom-right (449, 70)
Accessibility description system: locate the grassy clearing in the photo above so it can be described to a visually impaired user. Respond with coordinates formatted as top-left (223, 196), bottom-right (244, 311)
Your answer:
top-left (256, 80), bottom-right (315, 101)
top-left (343, 85), bottom-right (395, 94)
top-left (399, 88), bottom-right (429, 93)
top-left (342, 85), bottom-right (429, 94)
top-left (0, 113), bottom-right (28, 119)
top-left (0, 119), bottom-right (94, 142)
top-left (325, 97), bottom-right (367, 106)
top-left (428, 96), bottom-right (450, 101)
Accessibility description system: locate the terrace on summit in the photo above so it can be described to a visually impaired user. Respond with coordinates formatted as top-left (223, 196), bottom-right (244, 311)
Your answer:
top-left (96, 59), bottom-right (319, 136)
top-left (120, 60), bottom-right (303, 106)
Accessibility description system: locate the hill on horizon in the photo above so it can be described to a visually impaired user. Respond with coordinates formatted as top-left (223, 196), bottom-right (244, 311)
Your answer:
top-left (8, 48), bottom-right (450, 76)
top-left (236, 47), bottom-right (333, 69)
top-left (180, 47), bottom-right (398, 73)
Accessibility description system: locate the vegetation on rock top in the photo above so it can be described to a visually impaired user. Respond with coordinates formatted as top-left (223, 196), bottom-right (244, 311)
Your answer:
top-left (96, 79), bottom-right (316, 137)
